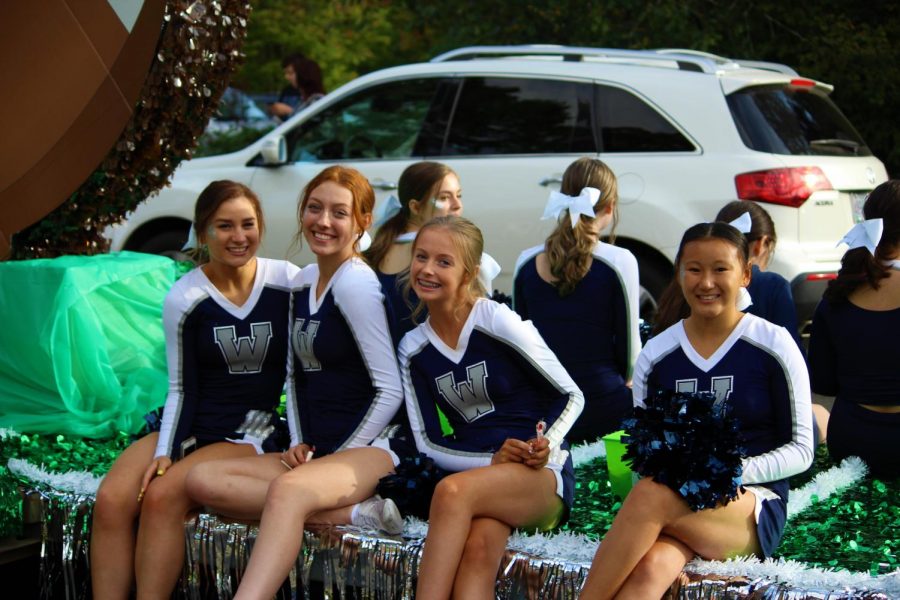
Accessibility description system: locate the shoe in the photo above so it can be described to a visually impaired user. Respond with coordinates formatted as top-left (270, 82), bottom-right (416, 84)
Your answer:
top-left (354, 495), bottom-right (404, 535)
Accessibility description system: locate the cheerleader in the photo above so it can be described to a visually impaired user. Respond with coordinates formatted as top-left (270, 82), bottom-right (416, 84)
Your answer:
top-left (364, 161), bottom-right (500, 343)
top-left (91, 181), bottom-right (298, 599)
top-left (513, 157), bottom-right (640, 442)
top-left (185, 166), bottom-right (404, 600)
top-left (808, 180), bottom-right (900, 477)
top-left (580, 222), bottom-right (813, 599)
top-left (399, 216), bottom-right (583, 599)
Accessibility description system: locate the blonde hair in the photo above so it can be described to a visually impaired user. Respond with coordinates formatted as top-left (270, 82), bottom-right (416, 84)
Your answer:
top-left (404, 215), bottom-right (486, 323)
top-left (545, 157), bottom-right (619, 296)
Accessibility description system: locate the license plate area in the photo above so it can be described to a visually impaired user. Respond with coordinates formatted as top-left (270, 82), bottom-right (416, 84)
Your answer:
top-left (849, 191), bottom-right (868, 223)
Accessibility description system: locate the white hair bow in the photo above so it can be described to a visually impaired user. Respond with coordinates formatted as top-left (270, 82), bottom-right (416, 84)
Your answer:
top-left (182, 223), bottom-right (198, 251)
top-left (356, 231), bottom-right (372, 252)
top-left (838, 218), bottom-right (883, 255)
top-left (477, 252), bottom-right (501, 292)
top-left (728, 212), bottom-right (753, 234)
top-left (542, 187), bottom-right (600, 229)
top-left (373, 195), bottom-right (402, 228)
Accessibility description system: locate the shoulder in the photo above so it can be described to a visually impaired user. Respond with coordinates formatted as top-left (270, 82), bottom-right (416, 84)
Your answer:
top-left (592, 242), bottom-right (639, 273)
top-left (476, 298), bottom-right (536, 343)
top-left (513, 244), bottom-right (543, 276)
top-left (258, 258), bottom-right (301, 289)
top-left (293, 263), bottom-right (318, 290)
top-left (640, 322), bottom-right (683, 363)
top-left (164, 268), bottom-right (208, 314)
top-left (333, 257), bottom-right (381, 295)
top-left (398, 325), bottom-right (430, 363)
top-left (738, 314), bottom-right (803, 364)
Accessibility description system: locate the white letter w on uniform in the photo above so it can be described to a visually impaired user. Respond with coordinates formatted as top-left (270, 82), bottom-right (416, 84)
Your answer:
top-left (435, 361), bottom-right (495, 423)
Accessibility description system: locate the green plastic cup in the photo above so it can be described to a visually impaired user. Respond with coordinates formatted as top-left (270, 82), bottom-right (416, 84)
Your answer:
top-left (602, 430), bottom-right (635, 500)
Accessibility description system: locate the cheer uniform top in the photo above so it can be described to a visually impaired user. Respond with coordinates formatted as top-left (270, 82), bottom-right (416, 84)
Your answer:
top-left (155, 258), bottom-right (299, 460)
top-left (634, 314), bottom-right (813, 557)
top-left (285, 257), bottom-right (403, 457)
top-left (513, 242), bottom-right (640, 442)
top-left (745, 265), bottom-right (803, 352)
top-left (808, 297), bottom-right (900, 476)
top-left (398, 298), bottom-right (584, 519)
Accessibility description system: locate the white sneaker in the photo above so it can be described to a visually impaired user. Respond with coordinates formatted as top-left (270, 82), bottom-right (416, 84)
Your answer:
top-left (353, 495), bottom-right (404, 535)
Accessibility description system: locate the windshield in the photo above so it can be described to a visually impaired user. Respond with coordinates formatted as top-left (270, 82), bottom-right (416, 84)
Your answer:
top-left (727, 85), bottom-right (871, 157)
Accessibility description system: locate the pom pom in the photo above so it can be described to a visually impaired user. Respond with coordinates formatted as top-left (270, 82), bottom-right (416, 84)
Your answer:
top-left (376, 453), bottom-right (450, 520)
top-left (622, 389), bottom-right (745, 511)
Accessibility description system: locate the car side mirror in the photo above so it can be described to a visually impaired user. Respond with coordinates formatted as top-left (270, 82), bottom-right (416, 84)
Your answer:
top-left (260, 134), bottom-right (287, 166)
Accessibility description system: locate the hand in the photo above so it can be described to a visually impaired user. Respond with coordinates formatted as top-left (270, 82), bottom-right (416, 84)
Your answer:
top-left (268, 102), bottom-right (294, 118)
top-left (280, 444), bottom-right (314, 469)
top-left (138, 456), bottom-right (172, 502)
top-left (524, 436), bottom-right (550, 469)
top-left (491, 438), bottom-right (532, 465)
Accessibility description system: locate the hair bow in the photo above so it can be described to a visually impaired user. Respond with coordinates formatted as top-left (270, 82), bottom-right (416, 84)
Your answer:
top-left (182, 223), bottom-right (198, 251)
top-left (477, 252), bottom-right (501, 292)
top-left (728, 212), bottom-right (752, 235)
top-left (542, 187), bottom-right (600, 229)
top-left (373, 195), bottom-right (402, 228)
top-left (736, 286), bottom-right (753, 311)
top-left (838, 218), bottom-right (883, 255)
top-left (356, 230), bottom-right (372, 252)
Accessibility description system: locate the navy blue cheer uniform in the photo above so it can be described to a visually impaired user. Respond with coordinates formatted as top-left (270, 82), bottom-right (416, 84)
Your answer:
top-left (398, 298), bottom-right (584, 524)
top-left (155, 258), bottom-right (299, 460)
top-left (745, 265), bottom-right (803, 353)
top-left (634, 314), bottom-right (813, 557)
top-left (285, 257), bottom-right (403, 458)
top-left (513, 242), bottom-right (640, 442)
top-left (808, 298), bottom-right (900, 477)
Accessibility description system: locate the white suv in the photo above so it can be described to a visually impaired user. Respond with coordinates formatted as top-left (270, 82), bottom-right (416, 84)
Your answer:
top-left (107, 45), bottom-right (888, 330)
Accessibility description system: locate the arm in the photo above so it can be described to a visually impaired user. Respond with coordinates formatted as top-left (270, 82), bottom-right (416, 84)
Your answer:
top-left (741, 329), bottom-right (814, 484)
top-left (807, 300), bottom-right (838, 396)
top-left (154, 285), bottom-right (201, 460)
top-left (769, 276), bottom-right (805, 356)
top-left (333, 265), bottom-right (404, 450)
top-left (609, 250), bottom-right (642, 381)
top-left (491, 305), bottom-right (584, 449)
top-left (512, 268), bottom-right (529, 321)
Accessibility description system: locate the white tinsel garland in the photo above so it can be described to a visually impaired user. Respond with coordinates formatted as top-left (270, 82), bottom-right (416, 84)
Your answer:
top-left (787, 456), bottom-right (867, 517)
top-left (7, 458), bottom-right (102, 496)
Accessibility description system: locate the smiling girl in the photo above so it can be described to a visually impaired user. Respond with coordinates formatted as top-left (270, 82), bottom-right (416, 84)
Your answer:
top-left (398, 216), bottom-right (583, 599)
top-left (91, 181), bottom-right (299, 599)
top-left (184, 166), bottom-right (404, 600)
top-left (579, 222), bottom-right (813, 599)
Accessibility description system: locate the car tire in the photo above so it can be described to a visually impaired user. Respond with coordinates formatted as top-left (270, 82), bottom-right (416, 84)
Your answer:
top-left (133, 229), bottom-right (194, 263)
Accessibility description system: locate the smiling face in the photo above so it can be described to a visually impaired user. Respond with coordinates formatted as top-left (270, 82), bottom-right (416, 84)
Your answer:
top-left (201, 196), bottom-right (260, 269)
top-left (301, 180), bottom-right (363, 264)
top-left (410, 226), bottom-right (470, 308)
top-left (679, 238), bottom-right (751, 322)
top-left (410, 173), bottom-right (463, 224)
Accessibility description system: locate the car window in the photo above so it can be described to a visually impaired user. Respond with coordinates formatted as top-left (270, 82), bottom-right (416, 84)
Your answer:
top-left (594, 85), bottom-right (695, 152)
top-left (286, 78), bottom-right (441, 162)
top-left (727, 85), bottom-right (872, 157)
top-left (441, 77), bottom-right (596, 155)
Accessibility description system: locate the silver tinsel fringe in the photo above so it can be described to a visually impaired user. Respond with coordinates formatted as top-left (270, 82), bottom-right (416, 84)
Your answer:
top-left (26, 489), bottom-right (895, 599)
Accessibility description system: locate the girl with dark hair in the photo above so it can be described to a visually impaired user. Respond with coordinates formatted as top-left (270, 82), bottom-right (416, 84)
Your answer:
top-left (581, 222), bottom-right (813, 599)
top-left (513, 157), bottom-right (640, 442)
top-left (91, 181), bottom-right (300, 599)
top-left (714, 201), bottom-right (803, 350)
top-left (399, 216), bottom-right (583, 599)
top-left (185, 166), bottom-right (405, 600)
top-left (270, 53), bottom-right (326, 120)
top-left (808, 180), bottom-right (900, 477)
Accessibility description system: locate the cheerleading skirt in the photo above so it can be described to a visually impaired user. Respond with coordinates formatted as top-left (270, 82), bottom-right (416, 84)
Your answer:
top-left (744, 484), bottom-right (787, 558)
top-left (827, 398), bottom-right (900, 477)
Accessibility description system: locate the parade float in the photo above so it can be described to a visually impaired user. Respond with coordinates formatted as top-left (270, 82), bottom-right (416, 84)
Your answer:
top-left (0, 1), bottom-right (897, 598)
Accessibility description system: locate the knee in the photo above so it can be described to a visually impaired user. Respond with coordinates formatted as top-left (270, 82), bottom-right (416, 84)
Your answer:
top-left (429, 475), bottom-right (472, 517)
top-left (93, 482), bottom-right (137, 527)
top-left (184, 462), bottom-right (223, 506)
top-left (627, 477), bottom-right (681, 513)
top-left (141, 477), bottom-right (187, 517)
top-left (265, 471), bottom-right (310, 509)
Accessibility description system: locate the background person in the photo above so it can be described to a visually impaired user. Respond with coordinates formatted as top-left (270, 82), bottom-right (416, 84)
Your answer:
top-left (580, 222), bottom-right (813, 598)
top-left (513, 157), bottom-right (640, 443)
top-left (808, 180), bottom-right (900, 477)
top-left (268, 53), bottom-right (326, 121)
top-left (91, 181), bottom-right (298, 599)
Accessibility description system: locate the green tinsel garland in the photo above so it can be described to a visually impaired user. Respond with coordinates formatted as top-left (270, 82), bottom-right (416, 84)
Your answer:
top-left (1, 433), bottom-right (896, 574)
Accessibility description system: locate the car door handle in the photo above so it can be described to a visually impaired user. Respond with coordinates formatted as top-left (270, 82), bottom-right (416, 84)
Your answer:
top-left (371, 178), bottom-right (398, 191)
top-left (539, 176), bottom-right (563, 187)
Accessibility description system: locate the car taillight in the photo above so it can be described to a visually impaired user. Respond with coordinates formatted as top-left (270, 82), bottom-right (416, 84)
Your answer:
top-left (735, 167), bottom-right (833, 207)
top-left (806, 273), bottom-right (837, 281)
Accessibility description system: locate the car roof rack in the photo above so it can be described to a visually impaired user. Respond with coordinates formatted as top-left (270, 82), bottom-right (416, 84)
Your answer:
top-left (431, 45), bottom-right (797, 76)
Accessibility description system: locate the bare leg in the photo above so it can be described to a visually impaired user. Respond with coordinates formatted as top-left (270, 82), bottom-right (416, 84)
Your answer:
top-left (133, 442), bottom-right (257, 600)
top-left (614, 534), bottom-right (694, 600)
top-left (580, 478), bottom-right (759, 600)
top-left (91, 433), bottom-right (158, 600)
top-left (415, 464), bottom-right (561, 600)
top-left (450, 518), bottom-right (511, 600)
top-left (233, 447), bottom-right (395, 600)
